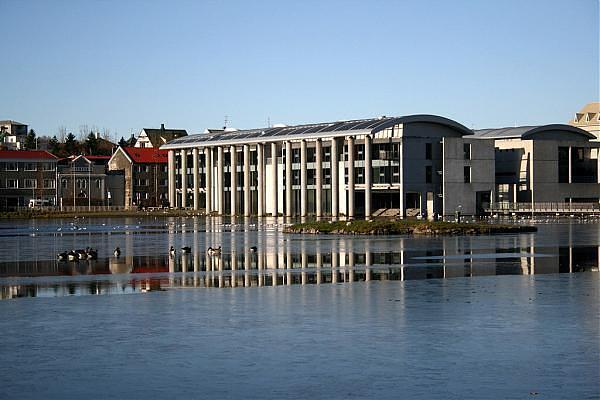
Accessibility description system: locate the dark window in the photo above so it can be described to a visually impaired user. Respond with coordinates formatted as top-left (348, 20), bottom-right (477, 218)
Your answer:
top-left (463, 143), bottom-right (471, 160)
top-left (558, 147), bottom-right (569, 183)
top-left (464, 166), bottom-right (471, 183)
top-left (426, 166), bottom-right (432, 183)
top-left (425, 143), bottom-right (432, 160)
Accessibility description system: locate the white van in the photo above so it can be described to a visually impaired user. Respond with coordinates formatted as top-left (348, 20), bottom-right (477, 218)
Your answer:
top-left (28, 199), bottom-right (52, 208)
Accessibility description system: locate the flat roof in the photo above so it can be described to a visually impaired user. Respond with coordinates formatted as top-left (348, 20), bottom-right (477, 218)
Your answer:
top-left (473, 124), bottom-right (595, 140)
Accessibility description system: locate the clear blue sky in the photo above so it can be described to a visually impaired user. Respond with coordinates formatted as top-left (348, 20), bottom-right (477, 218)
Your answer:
top-left (1, 0), bottom-right (598, 140)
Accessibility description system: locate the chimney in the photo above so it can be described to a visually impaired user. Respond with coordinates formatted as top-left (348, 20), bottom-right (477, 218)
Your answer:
top-left (161, 123), bottom-right (165, 131)
top-left (95, 131), bottom-right (100, 139)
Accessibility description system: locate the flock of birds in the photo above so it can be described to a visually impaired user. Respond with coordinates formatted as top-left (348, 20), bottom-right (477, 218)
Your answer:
top-left (58, 245), bottom-right (259, 262)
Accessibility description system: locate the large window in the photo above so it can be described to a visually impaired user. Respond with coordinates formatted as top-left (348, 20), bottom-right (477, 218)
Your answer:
top-left (6, 179), bottom-right (18, 188)
top-left (425, 143), bottom-right (432, 160)
top-left (24, 163), bottom-right (37, 171)
top-left (5, 162), bottom-right (17, 171)
top-left (558, 147), bottom-right (569, 183)
top-left (464, 166), bottom-right (471, 183)
top-left (426, 166), bottom-right (432, 183)
top-left (24, 179), bottom-right (37, 188)
top-left (463, 144), bottom-right (471, 160)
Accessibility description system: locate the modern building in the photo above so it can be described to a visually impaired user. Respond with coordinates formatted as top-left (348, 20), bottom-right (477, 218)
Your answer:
top-left (0, 120), bottom-right (28, 150)
top-left (161, 115), bottom-right (495, 218)
top-left (570, 102), bottom-right (600, 141)
top-left (0, 150), bottom-right (58, 210)
top-left (473, 124), bottom-right (600, 207)
top-left (134, 124), bottom-right (187, 148)
top-left (108, 147), bottom-right (169, 209)
top-left (57, 155), bottom-right (124, 209)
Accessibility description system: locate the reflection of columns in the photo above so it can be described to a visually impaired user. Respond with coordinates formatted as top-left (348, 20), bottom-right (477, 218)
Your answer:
top-left (316, 242), bottom-right (322, 284)
top-left (365, 241), bottom-right (372, 281)
top-left (258, 251), bottom-right (264, 287)
top-left (285, 141), bottom-right (293, 217)
top-left (168, 150), bottom-right (175, 207)
top-left (181, 149), bottom-right (188, 208)
top-left (300, 140), bottom-right (307, 217)
top-left (315, 139), bottom-right (322, 218)
top-left (347, 136), bottom-right (354, 219)
top-left (230, 146), bottom-right (237, 216)
top-left (301, 241), bottom-right (307, 285)
top-left (286, 240), bottom-right (292, 285)
top-left (205, 147), bottom-right (212, 213)
top-left (217, 146), bottom-right (224, 215)
top-left (271, 142), bottom-right (278, 216)
top-left (257, 143), bottom-right (264, 217)
top-left (331, 138), bottom-right (339, 218)
top-left (364, 135), bottom-right (372, 218)
top-left (331, 247), bottom-right (338, 284)
top-left (193, 148), bottom-right (199, 211)
top-left (243, 144), bottom-right (250, 216)
top-left (348, 250), bottom-right (355, 282)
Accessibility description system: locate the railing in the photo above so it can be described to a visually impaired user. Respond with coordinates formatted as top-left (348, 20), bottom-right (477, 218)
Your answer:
top-left (485, 202), bottom-right (600, 213)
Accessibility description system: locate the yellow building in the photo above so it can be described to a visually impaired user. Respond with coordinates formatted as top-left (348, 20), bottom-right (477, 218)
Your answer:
top-left (570, 102), bottom-right (600, 141)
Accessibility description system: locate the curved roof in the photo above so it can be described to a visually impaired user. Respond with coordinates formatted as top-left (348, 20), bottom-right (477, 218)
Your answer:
top-left (473, 124), bottom-right (595, 140)
top-left (161, 114), bottom-right (472, 149)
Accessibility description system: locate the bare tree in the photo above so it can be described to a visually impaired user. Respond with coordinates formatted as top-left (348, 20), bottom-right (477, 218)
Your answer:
top-left (101, 127), bottom-right (112, 141)
top-left (57, 126), bottom-right (67, 142)
top-left (78, 124), bottom-right (90, 141)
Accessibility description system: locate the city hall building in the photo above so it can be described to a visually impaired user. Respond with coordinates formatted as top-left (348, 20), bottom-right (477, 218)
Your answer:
top-left (161, 115), bottom-right (494, 218)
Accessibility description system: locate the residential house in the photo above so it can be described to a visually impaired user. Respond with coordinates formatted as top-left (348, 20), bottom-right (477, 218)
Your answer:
top-left (134, 124), bottom-right (187, 148)
top-left (0, 120), bottom-right (28, 150)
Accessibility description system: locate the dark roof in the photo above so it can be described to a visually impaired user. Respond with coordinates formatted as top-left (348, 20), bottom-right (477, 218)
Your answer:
top-left (0, 120), bottom-right (27, 126)
top-left (122, 147), bottom-right (168, 164)
top-left (0, 150), bottom-right (57, 160)
top-left (142, 127), bottom-right (188, 147)
top-left (162, 114), bottom-right (472, 149)
top-left (473, 124), bottom-right (595, 140)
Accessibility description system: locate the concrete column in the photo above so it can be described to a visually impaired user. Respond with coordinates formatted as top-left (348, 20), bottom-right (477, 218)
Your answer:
top-left (181, 149), bottom-right (187, 208)
top-left (168, 150), bottom-right (175, 208)
top-left (568, 146), bottom-right (572, 183)
top-left (217, 146), bottom-right (224, 215)
top-left (285, 141), bottom-right (292, 217)
top-left (193, 148), bottom-right (199, 211)
top-left (347, 136), bottom-right (355, 219)
top-left (257, 143), bottom-right (264, 217)
top-left (243, 144), bottom-right (250, 216)
top-left (300, 140), bottom-right (307, 217)
top-left (271, 142), bottom-right (278, 216)
top-left (315, 139), bottom-right (322, 218)
top-left (331, 138), bottom-right (339, 218)
top-left (364, 135), bottom-right (372, 218)
top-left (230, 145), bottom-right (237, 216)
top-left (205, 147), bottom-right (212, 213)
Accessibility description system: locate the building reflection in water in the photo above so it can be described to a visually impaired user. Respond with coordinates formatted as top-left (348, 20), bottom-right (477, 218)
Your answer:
top-left (1, 223), bottom-right (599, 300)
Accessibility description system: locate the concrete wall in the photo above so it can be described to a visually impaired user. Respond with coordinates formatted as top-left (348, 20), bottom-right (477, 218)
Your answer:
top-left (108, 150), bottom-right (133, 209)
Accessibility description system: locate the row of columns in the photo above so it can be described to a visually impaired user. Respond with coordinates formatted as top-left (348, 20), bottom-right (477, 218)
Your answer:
top-left (167, 135), bottom-right (373, 218)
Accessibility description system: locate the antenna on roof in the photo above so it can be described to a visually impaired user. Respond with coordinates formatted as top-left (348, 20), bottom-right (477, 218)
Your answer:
top-left (267, 117), bottom-right (271, 128)
top-left (223, 115), bottom-right (229, 130)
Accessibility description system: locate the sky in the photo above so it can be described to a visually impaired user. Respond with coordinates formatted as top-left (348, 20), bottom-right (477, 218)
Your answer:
top-left (1, 0), bottom-right (598, 141)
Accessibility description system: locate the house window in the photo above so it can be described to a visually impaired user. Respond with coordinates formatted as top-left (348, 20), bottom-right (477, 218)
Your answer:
top-left (42, 163), bottom-right (55, 171)
top-left (61, 179), bottom-right (68, 188)
top-left (77, 179), bottom-right (87, 189)
top-left (24, 163), bottom-right (37, 171)
top-left (6, 179), bottom-right (18, 188)
top-left (464, 166), bottom-right (471, 183)
top-left (160, 179), bottom-right (168, 186)
top-left (464, 143), bottom-right (471, 160)
top-left (24, 179), bottom-right (37, 188)
top-left (5, 162), bottom-right (17, 171)
top-left (44, 179), bottom-right (55, 189)
top-left (425, 143), bottom-right (432, 160)
top-left (96, 179), bottom-right (101, 189)
top-left (426, 166), bottom-right (432, 183)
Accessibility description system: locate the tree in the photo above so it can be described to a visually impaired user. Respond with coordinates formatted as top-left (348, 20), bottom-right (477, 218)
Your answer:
top-left (64, 133), bottom-right (78, 155)
top-left (127, 134), bottom-right (137, 146)
top-left (24, 129), bottom-right (37, 150)
top-left (85, 132), bottom-right (99, 155)
top-left (118, 136), bottom-right (128, 147)
top-left (48, 136), bottom-right (60, 155)
top-left (57, 126), bottom-right (67, 142)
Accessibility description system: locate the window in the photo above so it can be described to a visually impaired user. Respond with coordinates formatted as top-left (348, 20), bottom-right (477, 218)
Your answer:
top-left (24, 163), bottom-right (37, 171)
top-left (558, 147), bottom-right (569, 183)
top-left (96, 179), bottom-right (101, 189)
top-left (24, 179), bottom-right (37, 188)
top-left (44, 179), bottom-right (55, 189)
top-left (5, 162), bottom-right (17, 171)
top-left (160, 179), bottom-right (168, 187)
top-left (425, 143), bottom-right (432, 160)
top-left (464, 166), bottom-right (471, 183)
top-left (463, 143), bottom-right (471, 160)
top-left (426, 166), bottom-right (432, 183)
top-left (6, 179), bottom-right (18, 188)
top-left (136, 179), bottom-right (148, 186)
top-left (42, 163), bottom-right (55, 171)
top-left (61, 179), bottom-right (68, 188)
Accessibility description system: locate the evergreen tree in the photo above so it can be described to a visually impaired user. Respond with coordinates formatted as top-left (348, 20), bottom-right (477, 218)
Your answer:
top-left (127, 134), bottom-right (136, 147)
top-left (24, 129), bottom-right (37, 149)
top-left (85, 132), bottom-right (99, 155)
top-left (118, 136), bottom-right (128, 147)
top-left (48, 136), bottom-right (60, 155)
top-left (64, 132), bottom-right (78, 155)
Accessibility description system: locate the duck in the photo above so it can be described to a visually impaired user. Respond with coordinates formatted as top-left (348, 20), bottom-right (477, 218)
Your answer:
top-left (114, 247), bottom-right (121, 258)
top-left (86, 248), bottom-right (98, 260)
top-left (67, 250), bottom-right (78, 261)
top-left (249, 246), bottom-right (258, 253)
top-left (181, 246), bottom-right (191, 254)
top-left (76, 249), bottom-right (88, 260)
top-left (57, 251), bottom-right (68, 261)
top-left (207, 246), bottom-right (221, 256)
top-left (169, 246), bottom-right (176, 257)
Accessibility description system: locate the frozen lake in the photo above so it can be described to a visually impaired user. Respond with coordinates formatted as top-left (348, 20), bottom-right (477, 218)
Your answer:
top-left (0, 217), bottom-right (598, 398)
